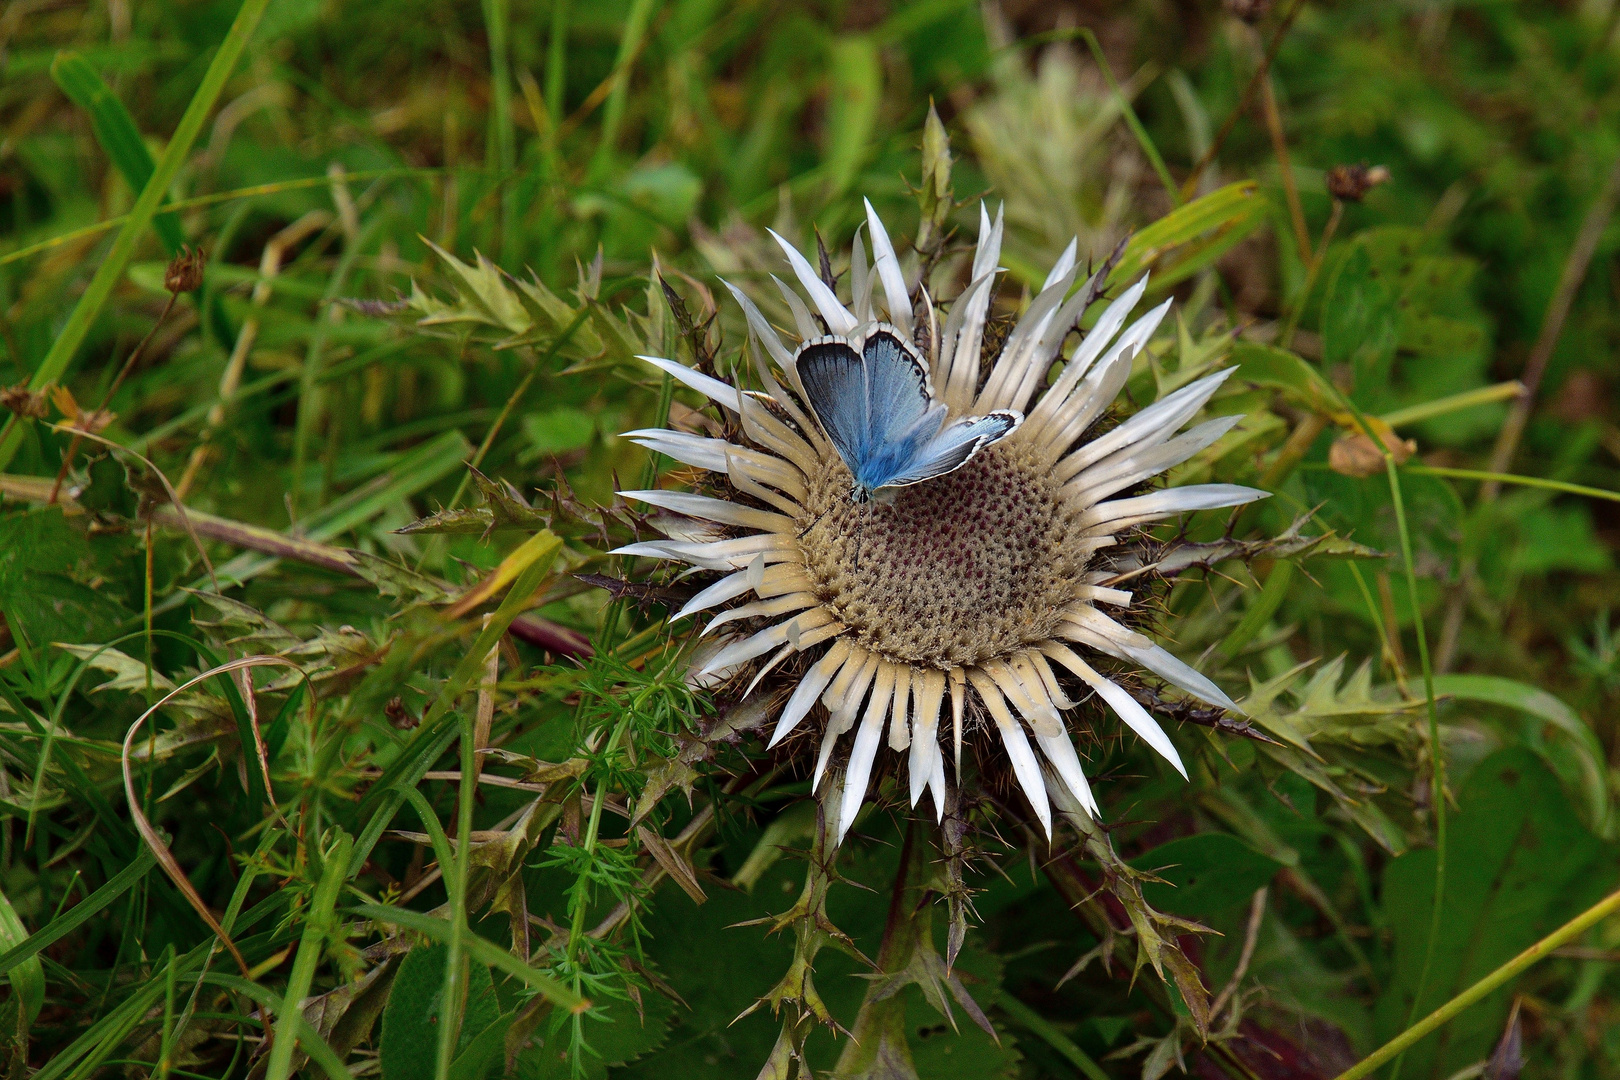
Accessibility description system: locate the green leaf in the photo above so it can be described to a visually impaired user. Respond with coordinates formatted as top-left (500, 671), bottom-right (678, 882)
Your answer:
top-left (52, 642), bottom-right (175, 693)
top-left (1504, 503), bottom-right (1613, 575)
top-left (1323, 243), bottom-right (1400, 410)
top-left (1230, 341), bottom-right (1341, 415)
top-left (520, 407), bottom-right (597, 458)
top-left (78, 453), bottom-right (139, 518)
top-left (1129, 834), bottom-right (1282, 922)
top-left (1374, 748), bottom-right (1611, 1079)
top-left (0, 880), bottom-right (43, 1038)
top-left (379, 944), bottom-right (501, 1080)
top-left (0, 507), bottom-right (84, 585)
top-left (1429, 674), bottom-right (1610, 835)
top-left (4, 575), bottom-right (130, 651)
top-left (49, 52), bottom-right (184, 254)
top-left (1110, 181), bottom-right (1264, 290)
top-left (449, 1009), bottom-right (515, 1080)
top-left (1304, 470), bottom-right (1463, 615)
top-left (519, 993), bottom-right (676, 1079)
top-left (266, 830), bottom-right (355, 1080)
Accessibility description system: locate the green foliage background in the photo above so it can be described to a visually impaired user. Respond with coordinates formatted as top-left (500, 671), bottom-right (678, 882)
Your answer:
top-left (3, 1), bottom-right (1620, 1078)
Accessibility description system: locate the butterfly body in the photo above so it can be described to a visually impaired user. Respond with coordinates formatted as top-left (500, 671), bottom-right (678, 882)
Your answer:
top-left (795, 324), bottom-right (1022, 503)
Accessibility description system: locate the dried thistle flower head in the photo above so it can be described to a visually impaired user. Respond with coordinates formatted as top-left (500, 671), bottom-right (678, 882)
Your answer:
top-left (164, 245), bottom-right (207, 294)
top-left (1326, 163), bottom-right (1392, 203)
top-left (0, 383), bottom-right (49, 419)
top-left (616, 202), bottom-right (1265, 846)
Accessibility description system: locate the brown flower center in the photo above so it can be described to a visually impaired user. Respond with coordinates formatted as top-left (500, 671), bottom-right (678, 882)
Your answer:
top-left (796, 440), bottom-right (1090, 667)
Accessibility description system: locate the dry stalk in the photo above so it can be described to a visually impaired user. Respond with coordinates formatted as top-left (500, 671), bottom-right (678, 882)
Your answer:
top-left (175, 210), bottom-right (333, 499)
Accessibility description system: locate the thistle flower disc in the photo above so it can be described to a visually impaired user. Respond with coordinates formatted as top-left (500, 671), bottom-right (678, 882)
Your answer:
top-left (616, 200), bottom-right (1266, 845)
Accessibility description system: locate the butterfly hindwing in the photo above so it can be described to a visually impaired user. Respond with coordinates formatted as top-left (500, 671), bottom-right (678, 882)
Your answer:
top-left (795, 338), bottom-right (868, 466)
top-left (882, 411), bottom-right (1023, 488)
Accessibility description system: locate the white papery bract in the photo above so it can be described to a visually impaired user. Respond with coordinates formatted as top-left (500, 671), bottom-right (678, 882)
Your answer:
top-left (615, 201), bottom-right (1265, 846)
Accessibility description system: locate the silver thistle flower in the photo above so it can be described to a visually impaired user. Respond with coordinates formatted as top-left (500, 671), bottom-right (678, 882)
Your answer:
top-left (615, 201), bottom-right (1266, 846)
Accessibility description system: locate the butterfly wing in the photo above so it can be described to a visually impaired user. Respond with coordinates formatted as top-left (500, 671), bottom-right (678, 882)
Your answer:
top-left (860, 328), bottom-right (933, 440)
top-left (797, 325), bottom-right (1002, 496)
top-left (878, 410), bottom-right (1023, 489)
top-left (849, 327), bottom-right (943, 490)
top-left (796, 337), bottom-right (869, 469)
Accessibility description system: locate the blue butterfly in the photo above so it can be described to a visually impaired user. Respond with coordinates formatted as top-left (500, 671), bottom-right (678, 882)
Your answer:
top-left (795, 324), bottom-right (1021, 503)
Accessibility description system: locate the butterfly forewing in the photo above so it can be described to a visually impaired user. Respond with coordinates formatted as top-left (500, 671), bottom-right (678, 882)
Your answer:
top-left (860, 328), bottom-right (934, 446)
top-left (796, 338), bottom-right (869, 466)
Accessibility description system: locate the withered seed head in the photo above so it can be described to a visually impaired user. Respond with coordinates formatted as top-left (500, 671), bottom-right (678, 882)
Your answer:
top-left (1326, 163), bottom-right (1392, 203)
top-left (0, 383), bottom-right (48, 419)
top-left (164, 245), bottom-right (207, 294)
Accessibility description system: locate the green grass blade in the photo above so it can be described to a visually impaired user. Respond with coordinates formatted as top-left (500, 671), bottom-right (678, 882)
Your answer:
top-left (0, 0), bottom-right (273, 471)
top-left (482, 0), bottom-right (516, 256)
top-left (1333, 887), bottom-right (1620, 1080)
top-left (0, 168), bottom-right (442, 269)
top-left (1382, 453), bottom-right (1446, 1080)
top-left (349, 551), bottom-right (555, 869)
top-left (1108, 181), bottom-right (1261, 287)
top-left (998, 994), bottom-right (1110, 1080)
top-left (0, 880), bottom-right (43, 1033)
top-left (1300, 376), bottom-right (1449, 1080)
top-left (402, 787), bottom-right (458, 881)
top-left (587, 0), bottom-right (659, 183)
top-left (264, 829), bottom-right (353, 1080)
top-left (0, 847), bottom-right (155, 977)
top-left (437, 704), bottom-right (477, 1080)
top-left (1077, 29), bottom-right (1179, 206)
top-left (49, 52), bottom-right (184, 255)
top-left (821, 34), bottom-right (882, 199)
top-left (1216, 559), bottom-right (1295, 660)
top-left (291, 215), bottom-right (383, 515)
top-left (353, 904), bottom-right (586, 1009)
top-left (1403, 465), bottom-right (1620, 504)
top-left (203, 974), bottom-right (354, 1080)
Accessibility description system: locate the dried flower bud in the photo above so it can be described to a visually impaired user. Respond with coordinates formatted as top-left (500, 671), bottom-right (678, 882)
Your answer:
top-left (384, 696), bottom-right (418, 730)
top-left (914, 100), bottom-right (954, 256)
top-left (49, 385), bottom-right (114, 435)
top-left (1225, 0), bottom-right (1269, 23)
top-left (1329, 426), bottom-right (1415, 478)
top-left (164, 245), bottom-right (206, 294)
top-left (0, 382), bottom-right (49, 419)
top-left (1326, 163), bottom-right (1392, 203)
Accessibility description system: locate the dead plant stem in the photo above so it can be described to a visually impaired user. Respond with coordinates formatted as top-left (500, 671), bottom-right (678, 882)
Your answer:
top-left (50, 292), bottom-right (178, 504)
top-left (1260, 73), bottom-right (1311, 266)
top-left (1181, 0), bottom-right (1309, 201)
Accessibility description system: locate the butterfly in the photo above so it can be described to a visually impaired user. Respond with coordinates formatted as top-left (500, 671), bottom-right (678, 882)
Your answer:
top-left (795, 324), bottom-right (1022, 503)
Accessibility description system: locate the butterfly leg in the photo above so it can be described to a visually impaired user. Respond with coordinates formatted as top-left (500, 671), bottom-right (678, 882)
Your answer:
top-left (853, 498), bottom-right (873, 574)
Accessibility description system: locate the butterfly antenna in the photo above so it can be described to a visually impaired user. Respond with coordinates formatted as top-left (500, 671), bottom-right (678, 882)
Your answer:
top-left (796, 506), bottom-right (830, 540)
